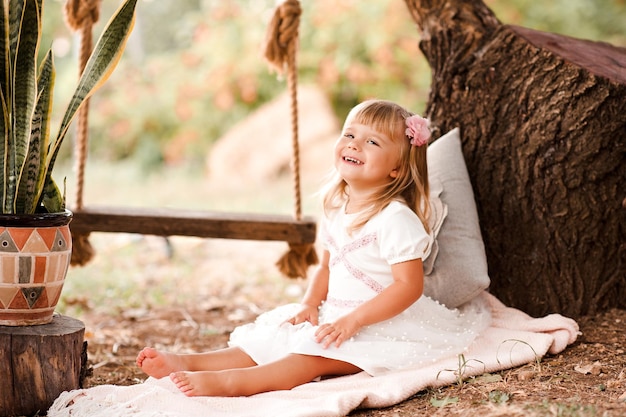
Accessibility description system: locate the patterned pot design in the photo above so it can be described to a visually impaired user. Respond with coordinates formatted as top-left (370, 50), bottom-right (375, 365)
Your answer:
top-left (0, 210), bottom-right (72, 326)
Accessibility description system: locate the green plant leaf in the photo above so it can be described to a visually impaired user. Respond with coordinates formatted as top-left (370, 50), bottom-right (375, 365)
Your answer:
top-left (10, 0), bottom-right (41, 213)
top-left (40, 175), bottom-right (63, 213)
top-left (488, 390), bottom-right (510, 404)
top-left (0, 1), bottom-right (11, 212)
top-left (1, 0), bottom-right (136, 213)
top-left (0, 3), bottom-right (10, 210)
top-left (14, 109), bottom-right (40, 214)
top-left (7, 1), bottom-right (24, 66)
top-left (471, 373), bottom-right (503, 384)
top-left (0, 87), bottom-right (7, 211)
top-left (16, 49), bottom-right (54, 214)
top-left (44, 0), bottom-right (138, 189)
top-left (0, 2), bottom-right (9, 112)
top-left (429, 396), bottom-right (458, 408)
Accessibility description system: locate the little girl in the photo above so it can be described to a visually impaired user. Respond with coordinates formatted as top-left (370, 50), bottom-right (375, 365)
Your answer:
top-left (136, 99), bottom-right (491, 397)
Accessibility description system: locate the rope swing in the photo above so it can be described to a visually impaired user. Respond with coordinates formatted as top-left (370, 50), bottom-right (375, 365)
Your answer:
top-left (263, 0), bottom-right (319, 278)
top-left (64, 0), bottom-right (101, 266)
top-left (62, 0), bottom-right (317, 279)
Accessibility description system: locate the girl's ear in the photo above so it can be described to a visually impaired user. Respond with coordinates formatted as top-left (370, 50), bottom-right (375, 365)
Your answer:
top-left (390, 168), bottom-right (399, 178)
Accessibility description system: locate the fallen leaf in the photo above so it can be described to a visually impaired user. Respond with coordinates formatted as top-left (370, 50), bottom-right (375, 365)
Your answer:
top-left (575, 364), bottom-right (593, 374)
top-left (430, 396), bottom-right (458, 408)
top-left (517, 370), bottom-right (536, 381)
top-left (574, 361), bottom-right (603, 375)
top-left (472, 373), bottom-right (503, 384)
top-left (488, 390), bottom-right (510, 404)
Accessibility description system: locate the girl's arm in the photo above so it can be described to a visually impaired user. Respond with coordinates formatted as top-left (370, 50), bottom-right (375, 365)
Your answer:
top-left (285, 250), bottom-right (330, 326)
top-left (315, 258), bottom-right (424, 348)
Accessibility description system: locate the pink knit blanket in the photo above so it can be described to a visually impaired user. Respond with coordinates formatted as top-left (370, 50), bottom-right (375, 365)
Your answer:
top-left (48, 292), bottom-right (579, 417)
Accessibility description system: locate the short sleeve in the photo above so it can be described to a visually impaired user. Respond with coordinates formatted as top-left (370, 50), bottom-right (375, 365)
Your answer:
top-left (378, 202), bottom-right (432, 265)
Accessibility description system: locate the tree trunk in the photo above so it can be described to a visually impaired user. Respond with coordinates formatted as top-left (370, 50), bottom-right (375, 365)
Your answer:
top-left (0, 315), bottom-right (86, 416)
top-left (403, 0), bottom-right (626, 318)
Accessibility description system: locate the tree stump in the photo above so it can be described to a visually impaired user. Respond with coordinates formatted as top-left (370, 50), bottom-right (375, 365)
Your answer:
top-left (404, 0), bottom-right (626, 318)
top-left (0, 315), bottom-right (85, 417)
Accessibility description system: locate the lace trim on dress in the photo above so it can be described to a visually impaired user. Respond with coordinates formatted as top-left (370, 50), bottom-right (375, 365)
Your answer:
top-left (325, 297), bottom-right (364, 309)
top-left (325, 232), bottom-right (385, 294)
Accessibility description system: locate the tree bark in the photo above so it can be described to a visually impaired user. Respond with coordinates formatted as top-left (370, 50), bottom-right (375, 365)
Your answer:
top-left (404, 0), bottom-right (626, 318)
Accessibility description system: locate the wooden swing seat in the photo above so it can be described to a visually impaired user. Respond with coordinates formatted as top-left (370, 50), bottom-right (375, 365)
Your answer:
top-left (70, 206), bottom-right (317, 243)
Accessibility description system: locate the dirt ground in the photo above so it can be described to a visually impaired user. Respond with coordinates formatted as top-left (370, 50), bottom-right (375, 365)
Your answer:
top-left (50, 230), bottom-right (624, 417)
top-left (76, 295), bottom-right (626, 416)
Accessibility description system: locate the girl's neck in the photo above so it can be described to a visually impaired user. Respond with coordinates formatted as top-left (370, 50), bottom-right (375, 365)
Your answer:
top-left (345, 189), bottom-right (375, 214)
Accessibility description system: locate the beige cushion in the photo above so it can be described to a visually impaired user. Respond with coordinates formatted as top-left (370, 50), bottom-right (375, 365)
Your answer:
top-left (422, 128), bottom-right (490, 307)
top-left (422, 177), bottom-right (446, 275)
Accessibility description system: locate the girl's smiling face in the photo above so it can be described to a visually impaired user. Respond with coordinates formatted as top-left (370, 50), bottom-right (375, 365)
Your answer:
top-left (334, 119), bottom-right (403, 191)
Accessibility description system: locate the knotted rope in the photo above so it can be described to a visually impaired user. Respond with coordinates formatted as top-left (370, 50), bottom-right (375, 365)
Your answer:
top-left (264, 0), bottom-right (318, 279)
top-left (64, 0), bottom-right (102, 266)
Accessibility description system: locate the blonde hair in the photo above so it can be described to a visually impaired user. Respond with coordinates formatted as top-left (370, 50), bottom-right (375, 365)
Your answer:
top-left (322, 99), bottom-right (430, 234)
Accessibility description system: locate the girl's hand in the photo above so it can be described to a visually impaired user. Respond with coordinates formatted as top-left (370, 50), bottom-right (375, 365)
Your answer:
top-left (315, 314), bottom-right (362, 349)
top-left (284, 304), bottom-right (319, 326)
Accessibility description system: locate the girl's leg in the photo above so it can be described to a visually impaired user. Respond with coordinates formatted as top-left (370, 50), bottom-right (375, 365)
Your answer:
top-left (170, 353), bottom-right (361, 397)
top-left (136, 346), bottom-right (256, 379)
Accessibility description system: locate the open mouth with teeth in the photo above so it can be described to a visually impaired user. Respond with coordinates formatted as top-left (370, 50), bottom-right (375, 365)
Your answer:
top-left (343, 156), bottom-right (363, 165)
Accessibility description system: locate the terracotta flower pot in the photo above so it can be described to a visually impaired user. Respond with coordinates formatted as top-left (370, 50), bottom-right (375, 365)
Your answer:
top-left (0, 210), bottom-right (72, 326)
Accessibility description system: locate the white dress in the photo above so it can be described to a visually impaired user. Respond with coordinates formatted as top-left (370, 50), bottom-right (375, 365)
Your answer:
top-left (229, 200), bottom-right (491, 376)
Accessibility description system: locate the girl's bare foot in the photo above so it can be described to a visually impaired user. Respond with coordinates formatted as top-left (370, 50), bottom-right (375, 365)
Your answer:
top-left (170, 371), bottom-right (215, 397)
top-left (136, 347), bottom-right (185, 379)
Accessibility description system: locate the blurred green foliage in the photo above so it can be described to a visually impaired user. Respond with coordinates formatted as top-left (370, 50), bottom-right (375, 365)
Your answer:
top-left (487, 0), bottom-right (626, 45)
top-left (45, 0), bottom-right (625, 171)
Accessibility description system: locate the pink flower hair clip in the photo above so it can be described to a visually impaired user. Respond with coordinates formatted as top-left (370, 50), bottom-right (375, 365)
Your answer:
top-left (405, 115), bottom-right (431, 147)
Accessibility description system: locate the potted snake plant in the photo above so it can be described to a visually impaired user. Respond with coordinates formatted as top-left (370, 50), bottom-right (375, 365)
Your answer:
top-left (0, 0), bottom-right (137, 325)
